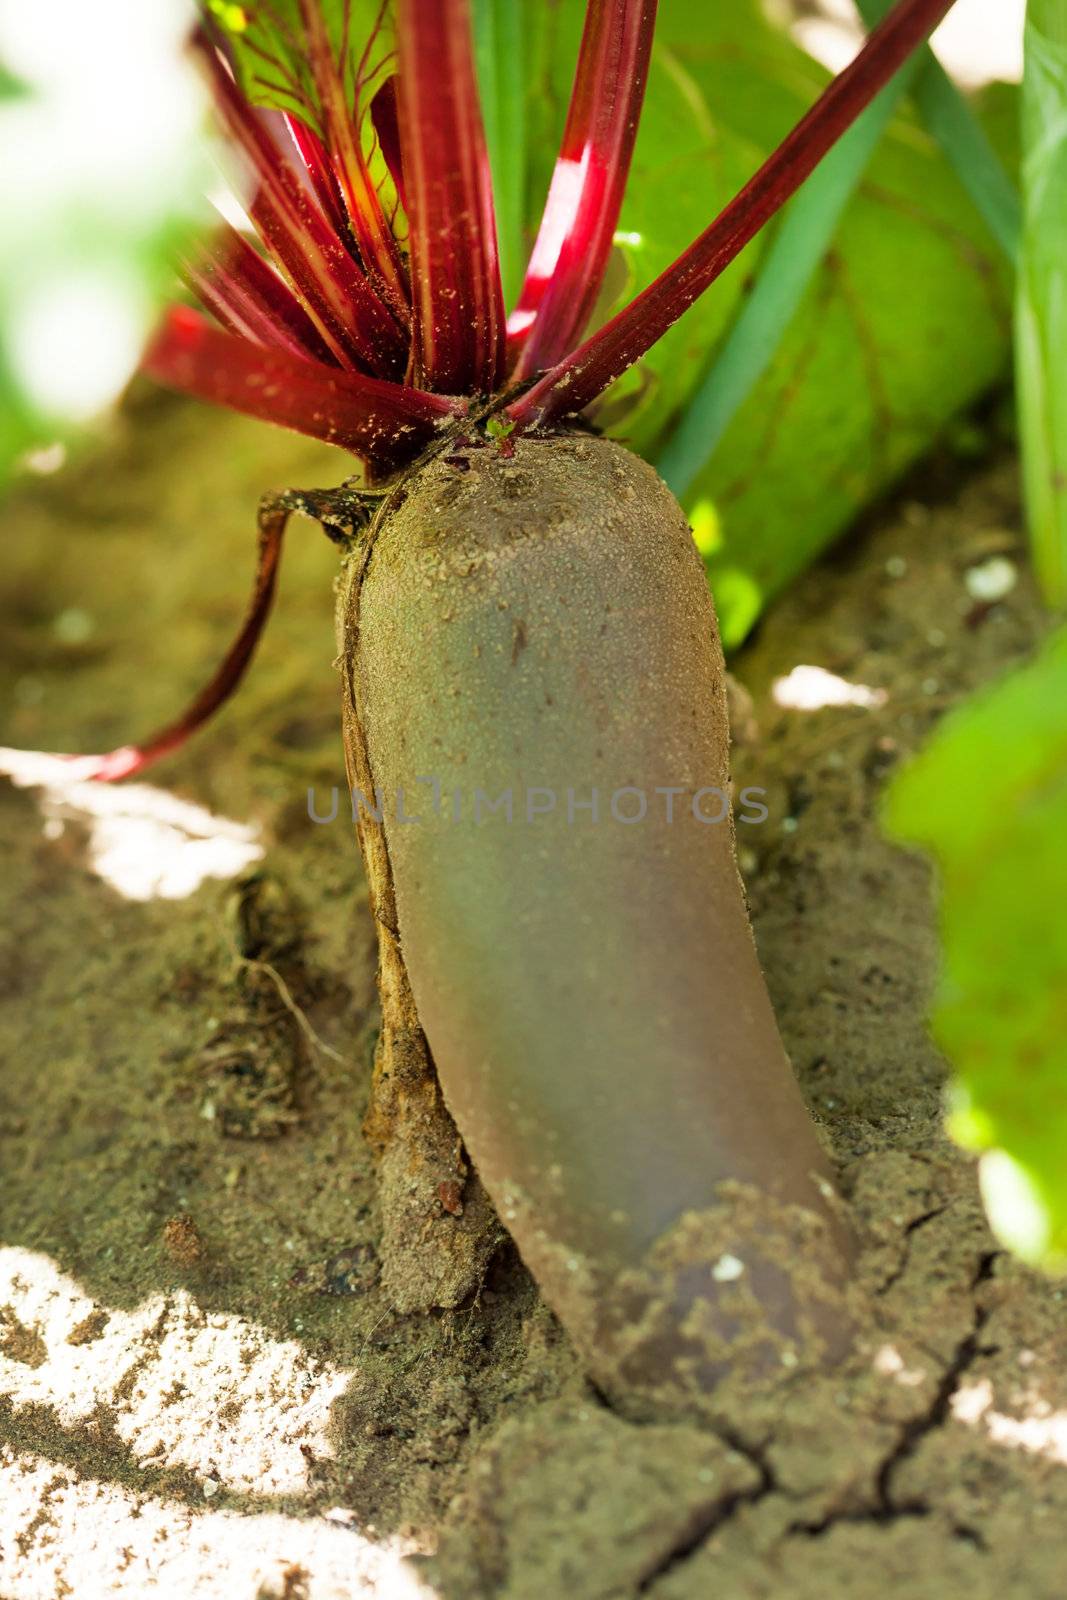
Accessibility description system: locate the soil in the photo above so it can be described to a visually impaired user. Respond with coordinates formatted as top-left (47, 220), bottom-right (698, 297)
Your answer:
top-left (1, 390), bottom-right (1064, 1600)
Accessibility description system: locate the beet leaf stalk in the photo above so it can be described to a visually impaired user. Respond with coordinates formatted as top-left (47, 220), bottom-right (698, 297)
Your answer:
top-left (47, 0), bottom-right (961, 1410)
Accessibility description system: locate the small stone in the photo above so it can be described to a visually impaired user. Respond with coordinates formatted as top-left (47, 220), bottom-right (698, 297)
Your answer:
top-left (162, 1213), bottom-right (204, 1267)
top-left (712, 1253), bottom-right (745, 1282)
top-left (965, 556), bottom-right (1016, 602)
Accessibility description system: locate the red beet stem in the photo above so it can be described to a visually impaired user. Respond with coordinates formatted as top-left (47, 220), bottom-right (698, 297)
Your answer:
top-left (200, 36), bottom-right (408, 379)
top-left (66, 495), bottom-right (290, 783)
top-left (284, 111), bottom-right (362, 260)
top-left (143, 307), bottom-right (457, 459)
top-left (295, 0), bottom-right (410, 321)
top-left (509, 0), bottom-right (658, 378)
top-left (181, 223), bottom-right (339, 366)
top-left (396, 0), bottom-right (507, 393)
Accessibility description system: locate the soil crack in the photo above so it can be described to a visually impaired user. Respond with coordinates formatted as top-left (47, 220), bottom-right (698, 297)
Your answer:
top-left (636, 1426), bottom-right (777, 1591)
top-left (788, 1250), bottom-right (1001, 1550)
top-left (876, 1251), bottom-right (999, 1517)
top-left (875, 1202), bottom-right (952, 1296)
top-left (616, 1247), bottom-right (999, 1592)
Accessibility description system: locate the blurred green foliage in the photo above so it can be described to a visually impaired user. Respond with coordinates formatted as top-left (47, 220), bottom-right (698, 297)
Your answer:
top-left (856, 0), bottom-right (1020, 257)
top-left (885, 627), bottom-right (1067, 1269)
top-left (0, 3), bottom-right (210, 485)
top-left (881, 0), bottom-right (1067, 1276)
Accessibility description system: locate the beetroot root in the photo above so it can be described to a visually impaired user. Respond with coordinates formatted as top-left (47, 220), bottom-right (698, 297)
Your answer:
top-left (338, 433), bottom-right (852, 1415)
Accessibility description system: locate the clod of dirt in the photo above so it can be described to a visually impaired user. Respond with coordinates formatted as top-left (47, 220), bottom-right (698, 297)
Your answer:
top-left (161, 1214), bottom-right (206, 1268)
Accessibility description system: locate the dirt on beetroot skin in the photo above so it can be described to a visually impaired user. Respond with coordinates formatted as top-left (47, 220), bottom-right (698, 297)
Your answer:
top-left (0, 390), bottom-right (1064, 1600)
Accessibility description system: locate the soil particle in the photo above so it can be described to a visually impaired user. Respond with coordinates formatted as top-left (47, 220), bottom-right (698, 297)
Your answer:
top-left (161, 1214), bottom-right (206, 1268)
top-left (0, 1309), bottom-right (48, 1369)
top-left (1, 399), bottom-right (1064, 1597)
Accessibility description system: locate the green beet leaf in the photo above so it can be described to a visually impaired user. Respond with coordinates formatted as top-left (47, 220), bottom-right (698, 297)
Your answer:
top-left (884, 626), bottom-right (1067, 1270)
